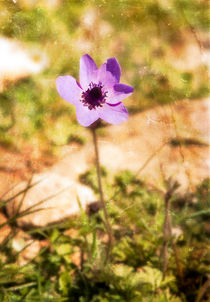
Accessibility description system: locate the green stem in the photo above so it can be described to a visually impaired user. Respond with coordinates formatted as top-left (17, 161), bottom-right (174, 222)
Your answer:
top-left (91, 127), bottom-right (113, 262)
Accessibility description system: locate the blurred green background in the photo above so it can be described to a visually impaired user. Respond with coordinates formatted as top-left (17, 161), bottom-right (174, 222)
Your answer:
top-left (0, 0), bottom-right (209, 153)
top-left (0, 1), bottom-right (210, 301)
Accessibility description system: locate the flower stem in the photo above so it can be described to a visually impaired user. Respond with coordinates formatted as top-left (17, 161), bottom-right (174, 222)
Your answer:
top-left (91, 127), bottom-right (113, 262)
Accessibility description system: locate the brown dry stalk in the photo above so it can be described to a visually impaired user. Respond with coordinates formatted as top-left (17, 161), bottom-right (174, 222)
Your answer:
top-left (162, 185), bottom-right (171, 280)
top-left (162, 180), bottom-right (183, 283)
top-left (168, 216), bottom-right (183, 284)
top-left (195, 278), bottom-right (210, 302)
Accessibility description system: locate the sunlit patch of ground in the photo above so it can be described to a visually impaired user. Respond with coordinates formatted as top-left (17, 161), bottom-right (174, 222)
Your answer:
top-left (0, 36), bottom-right (48, 91)
top-left (0, 98), bottom-right (209, 229)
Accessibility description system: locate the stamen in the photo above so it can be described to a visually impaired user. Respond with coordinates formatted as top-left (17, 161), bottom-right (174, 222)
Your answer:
top-left (80, 82), bottom-right (107, 110)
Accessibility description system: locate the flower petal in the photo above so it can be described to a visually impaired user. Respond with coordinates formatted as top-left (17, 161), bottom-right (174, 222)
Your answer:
top-left (79, 54), bottom-right (97, 89)
top-left (99, 102), bottom-right (128, 124)
top-left (97, 63), bottom-right (117, 89)
top-left (106, 58), bottom-right (121, 82)
top-left (106, 83), bottom-right (134, 104)
top-left (114, 83), bottom-right (134, 94)
top-left (56, 75), bottom-right (81, 105)
top-left (76, 103), bottom-right (99, 127)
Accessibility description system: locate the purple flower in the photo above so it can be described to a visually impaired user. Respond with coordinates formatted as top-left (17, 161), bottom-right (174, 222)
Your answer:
top-left (56, 54), bottom-right (133, 127)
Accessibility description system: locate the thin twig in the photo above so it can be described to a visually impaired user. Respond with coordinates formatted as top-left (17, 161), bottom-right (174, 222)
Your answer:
top-left (180, 8), bottom-right (203, 56)
top-left (162, 186), bottom-right (171, 280)
top-left (91, 127), bottom-right (113, 263)
top-left (109, 141), bottom-right (167, 205)
top-left (17, 174), bottom-right (34, 214)
top-left (136, 141), bottom-right (167, 177)
top-left (169, 105), bottom-right (193, 191)
top-left (195, 278), bottom-right (210, 302)
top-left (162, 180), bottom-right (182, 281)
top-left (168, 215), bottom-right (183, 284)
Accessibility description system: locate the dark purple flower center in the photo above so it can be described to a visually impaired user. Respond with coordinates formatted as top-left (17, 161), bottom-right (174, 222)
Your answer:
top-left (89, 86), bottom-right (102, 99)
top-left (80, 82), bottom-right (107, 110)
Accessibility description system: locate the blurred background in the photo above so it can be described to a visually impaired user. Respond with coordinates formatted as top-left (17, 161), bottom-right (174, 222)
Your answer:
top-left (0, 1), bottom-right (210, 301)
top-left (0, 0), bottom-right (209, 155)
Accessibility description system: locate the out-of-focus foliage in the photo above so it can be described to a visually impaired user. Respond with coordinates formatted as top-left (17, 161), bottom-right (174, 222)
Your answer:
top-left (0, 172), bottom-right (209, 301)
top-left (0, 0), bottom-right (209, 150)
top-left (0, 1), bottom-right (209, 300)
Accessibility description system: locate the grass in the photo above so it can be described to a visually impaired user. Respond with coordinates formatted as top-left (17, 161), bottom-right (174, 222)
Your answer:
top-left (0, 0), bottom-right (209, 301)
top-left (0, 171), bottom-right (209, 301)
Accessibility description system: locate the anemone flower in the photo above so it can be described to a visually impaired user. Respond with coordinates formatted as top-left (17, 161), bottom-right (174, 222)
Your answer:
top-left (56, 54), bottom-right (133, 127)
